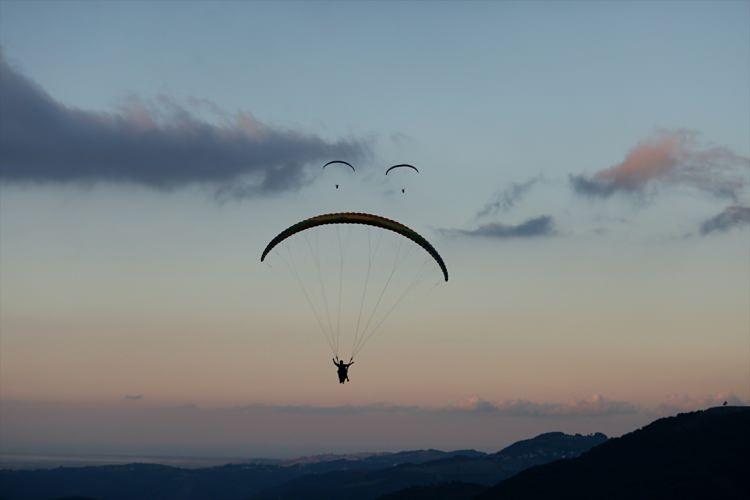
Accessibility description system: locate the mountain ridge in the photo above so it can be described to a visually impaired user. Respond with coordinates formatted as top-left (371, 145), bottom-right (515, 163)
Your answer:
top-left (477, 406), bottom-right (749, 499)
top-left (377, 406), bottom-right (749, 500)
top-left (0, 434), bottom-right (603, 500)
top-left (8, 408), bottom-right (746, 500)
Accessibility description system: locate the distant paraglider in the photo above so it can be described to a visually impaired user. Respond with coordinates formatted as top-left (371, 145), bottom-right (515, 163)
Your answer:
top-left (323, 161), bottom-right (356, 189)
top-left (385, 164), bottom-right (419, 193)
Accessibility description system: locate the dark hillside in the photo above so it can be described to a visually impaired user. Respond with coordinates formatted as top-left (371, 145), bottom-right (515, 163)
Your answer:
top-left (253, 432), bottom-right (605, 499)
top-left (479, 406), bottom-right (750, 499)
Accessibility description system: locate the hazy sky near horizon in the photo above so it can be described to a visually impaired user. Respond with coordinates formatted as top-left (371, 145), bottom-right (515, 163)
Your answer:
top-left (1, 1), bottom-right (749, 456)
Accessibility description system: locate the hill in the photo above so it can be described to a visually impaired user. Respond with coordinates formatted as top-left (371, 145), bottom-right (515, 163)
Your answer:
top-left (251, 432), bottom-right (605, 499)
top-left (14, 407), bottom-right (745, 500)
top-left (0, 449), bottom-right (482, 500)
top-left (0, 434), bottom-right (604, 500)
top-left (477, 406), bottom-right (750, 499)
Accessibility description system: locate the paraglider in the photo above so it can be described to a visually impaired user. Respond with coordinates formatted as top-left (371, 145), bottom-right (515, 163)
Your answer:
top-left (384, 164), bottom-right (419, 175)
top-left (261, 162), bottom-right (446, 382)
top-left (333, 356), bottom-right (354, 383)
top-left (323, 160), bottom-right (356, 172)
top-left (323, 161), bottom-right (356, 189)
top-left (261, 212), bottom-right (448, 282)
top-left (385, 164), bottom-right (419, 193)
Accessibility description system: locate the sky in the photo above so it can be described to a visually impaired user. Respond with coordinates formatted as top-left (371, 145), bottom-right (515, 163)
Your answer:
top-left (1, 1), bottom-right (749, 458)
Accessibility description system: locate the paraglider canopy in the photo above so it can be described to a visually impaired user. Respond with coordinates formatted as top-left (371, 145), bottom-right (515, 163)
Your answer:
top-left (261, 211), bottom-right (448, 360)
top-left (261, 212), bottom-right (448, 282)
top-left (323, 160), bottom-right (356, 172)
top-left (385, 164), bottom-right (419, 175)
top-left (261, 163), bottom-right (445, 363)
top-left (323, 161), bottom-right (355, 189)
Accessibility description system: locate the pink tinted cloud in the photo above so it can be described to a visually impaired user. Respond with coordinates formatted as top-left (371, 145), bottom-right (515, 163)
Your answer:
top-left (595, 132), bottom-right (682, 188)
top-left (571, 130), bottom-right (749, 199)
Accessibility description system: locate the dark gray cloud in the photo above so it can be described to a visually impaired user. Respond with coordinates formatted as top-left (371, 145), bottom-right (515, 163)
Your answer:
top-left (570, 129), bottom-right (749, 200)
top-left (123, 394), bottom-right (143, 400)
top-left (569, 174), bottom-right (620, 198)
top-left (476, 176), bottom-right (542, 219)
top-left (699, 206), bottom-right (750, 235)
top-left (443, 215), bottom-right (555, 239)
top-left (0, 51), bottom-right (367, 194)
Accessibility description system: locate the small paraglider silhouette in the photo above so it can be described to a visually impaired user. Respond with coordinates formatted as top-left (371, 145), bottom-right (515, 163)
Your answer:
top-left (323, 161), bottom-right (355, 190)
top-left (385, 164), bottom-right (419, 194)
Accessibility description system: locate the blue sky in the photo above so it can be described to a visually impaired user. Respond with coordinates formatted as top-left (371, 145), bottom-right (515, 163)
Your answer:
top-left (0, 1), bottom-right (748, 456)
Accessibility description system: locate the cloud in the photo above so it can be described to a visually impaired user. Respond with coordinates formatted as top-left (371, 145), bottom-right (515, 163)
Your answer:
top-left (123, 394), bottom-right (143, 400)
top-left (227, 402), bottom-right (423, 415)
top-left (0, 51), bottom-right (367, 195)
top-left (570, 129), bottom-right (749, 200)
top-left (654, 393), bottom-right (746, 416)
top-left (476, 176), bottom-right (542, 219)
top-left (553, 394), bottom-right (639, 417)
top-left (570, 174), bottom-right (620, 198)
top-left (5, 394), bottom-right (730, 457)
top-left (0, 398), bottom-right (649, 457)
top-left (228, 396), bottom-right (638, 418)
top-left (389, 132), bottom-right (413, 146)
top-left (442, 215), bottom-right (556, 239)
top-left (457, 394), bottom-right (639, 417)
top-left (699, 205), bottom-right (750, 235)
top-left (457, 396), bottom-right (503, 413)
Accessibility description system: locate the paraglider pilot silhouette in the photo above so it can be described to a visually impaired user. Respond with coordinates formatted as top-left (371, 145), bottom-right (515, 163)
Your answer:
top-left (333, 356), bottom-right (355, 383)
top-left (261, 162), bottom-right (447, 383)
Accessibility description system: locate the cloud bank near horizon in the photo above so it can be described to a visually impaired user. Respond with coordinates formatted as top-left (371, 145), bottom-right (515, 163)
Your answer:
top-left (222, 393), bottom-right (636, 418)
top-left (455, 394), bottom-right (638, 417)
top-left (0, 51), bottom-right (367, 196)
top-left (2, 393), bottom-right (739, 457)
